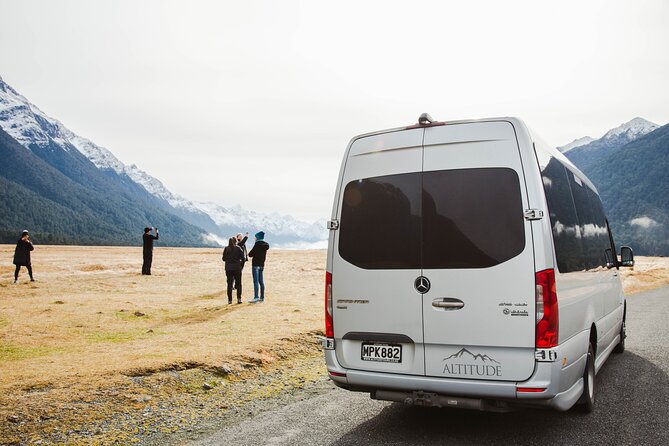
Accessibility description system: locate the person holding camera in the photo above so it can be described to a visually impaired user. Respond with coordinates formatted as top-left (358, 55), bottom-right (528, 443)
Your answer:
top-left (142, 227), bottom-right (159, 275)
top-left (13, 230), bottom-right (35, 283)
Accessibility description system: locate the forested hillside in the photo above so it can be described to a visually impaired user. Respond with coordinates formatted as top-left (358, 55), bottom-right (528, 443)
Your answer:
top-left (581, 124), bottom-right (669, 256)
top-left (0, 127), bottom-right (212, 246)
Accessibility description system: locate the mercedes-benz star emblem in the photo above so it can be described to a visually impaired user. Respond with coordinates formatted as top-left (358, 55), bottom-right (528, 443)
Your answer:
top-left (414, 276), bottom-right (431, 294)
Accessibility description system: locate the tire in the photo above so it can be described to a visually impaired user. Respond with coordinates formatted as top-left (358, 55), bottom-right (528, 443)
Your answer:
top-left (577, 343), bottom-right (596, 413)
top-left (613, 316), bottom-right (626, 354)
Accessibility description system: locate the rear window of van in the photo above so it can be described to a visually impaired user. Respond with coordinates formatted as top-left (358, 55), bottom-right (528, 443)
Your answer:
top-left (338, 168), bottom-right (525, 269)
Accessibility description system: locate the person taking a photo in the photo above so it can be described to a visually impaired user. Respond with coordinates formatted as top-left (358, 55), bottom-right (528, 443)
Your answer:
top-left (13, 230), bottom-right (35, 283)
top-left (142, 227), bottom-right (159, 275)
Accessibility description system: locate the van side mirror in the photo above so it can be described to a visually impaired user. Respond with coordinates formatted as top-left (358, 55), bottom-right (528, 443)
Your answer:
top-left (620, 246), bottom-right (634, 267)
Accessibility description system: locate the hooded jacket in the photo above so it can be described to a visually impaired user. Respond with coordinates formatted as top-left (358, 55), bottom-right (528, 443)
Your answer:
top-left (248, 240), bottom-right (270, 267)
top-left (222, 245), bottom-right (245, 271)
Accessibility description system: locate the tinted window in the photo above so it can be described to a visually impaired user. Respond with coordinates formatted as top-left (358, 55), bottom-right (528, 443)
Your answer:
top-left (339, 173), bottom-right (421, 269)
top-left (339, 168), bottom-right (526, 269)
top-left (541, 159), bottom-right (584, 272)
top-left (422, 168), bottom-right (525, 268)
top-left (568, 171), bottom-right (612, 270)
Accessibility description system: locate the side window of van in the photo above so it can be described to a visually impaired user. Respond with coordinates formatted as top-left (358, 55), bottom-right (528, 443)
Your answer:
top-left (541, 160), bottom-right (584, 273)
top-left (567, 171), bottom-right (613, 270)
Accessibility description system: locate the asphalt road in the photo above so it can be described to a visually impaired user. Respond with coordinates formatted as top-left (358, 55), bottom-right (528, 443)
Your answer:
top-left (194, 286), bottom-right (669, 446)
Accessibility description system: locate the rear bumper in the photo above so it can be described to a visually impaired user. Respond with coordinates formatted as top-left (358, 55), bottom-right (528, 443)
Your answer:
top-left (324, 331), bottom-right (588, 411)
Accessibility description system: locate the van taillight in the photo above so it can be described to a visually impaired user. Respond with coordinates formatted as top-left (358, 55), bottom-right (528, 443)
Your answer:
top-left (535, 269), bottom-right (558, 348)
top-left (517, 387), bottom-right (546, 393)
top-left (325, 272), bottom-right (334, 338)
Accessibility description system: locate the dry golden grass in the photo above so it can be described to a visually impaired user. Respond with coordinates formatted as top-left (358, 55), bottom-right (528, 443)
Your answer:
top-left (619, 256), bottom-right (669, 295)
top-left (0, 245), bottom-right (326, 389)
top-left (0, 245), bottom-right (326, 443)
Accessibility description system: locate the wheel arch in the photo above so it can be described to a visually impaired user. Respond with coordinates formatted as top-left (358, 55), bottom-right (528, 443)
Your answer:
top-left (589, 323), bottom-right (598, 357)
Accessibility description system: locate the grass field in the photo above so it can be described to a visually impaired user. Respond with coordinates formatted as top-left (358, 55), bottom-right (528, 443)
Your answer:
top-left (1, 245), bottom-right (667, 444)
top-left (0, 245), bottom-right (326, 444)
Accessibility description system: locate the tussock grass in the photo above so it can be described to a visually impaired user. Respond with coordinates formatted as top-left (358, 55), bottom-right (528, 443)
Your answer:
top-left (79, 263), bottom-right (107, 272)
top-left (0, 245), bottom-right (325, 442)
top-left (195, 290), bottom-right (227, 300)
top-left (86, 329), bottom-right (148, 344)
top-left (0, 265), bottom-right (15, 275)
top-left (620, 257), bottom-right (669, 294)
top-left (0, 342), bottom-right (64, 361)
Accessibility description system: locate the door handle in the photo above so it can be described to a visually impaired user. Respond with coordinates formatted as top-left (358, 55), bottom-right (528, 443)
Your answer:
top-left (432, 298), bottom-right (465, 310)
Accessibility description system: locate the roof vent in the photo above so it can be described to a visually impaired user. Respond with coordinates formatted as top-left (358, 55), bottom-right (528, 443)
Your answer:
top-left (418, 113), bottom-right (435, 125)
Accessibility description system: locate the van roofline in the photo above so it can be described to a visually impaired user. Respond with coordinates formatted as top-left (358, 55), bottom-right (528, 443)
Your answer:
top-left (350, 116), bottom-right (523, 141)
top-left (347, 116), bottom-right (598, 195)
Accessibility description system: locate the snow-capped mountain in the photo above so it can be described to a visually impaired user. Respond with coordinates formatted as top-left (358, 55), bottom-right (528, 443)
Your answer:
top-left (579, 122), bottom-right (669, 256)
top-left (195, 201), bottom-right (327, 247)
top-left (0, 75), bottom-right (202, 215)
top-left (1, 75), bottom-right (327, 248)
top-left (564, 117), bottom-right (659, 174)
top-left (600, 117), bottom-right (659, 144)
top-left (557, 136), bottom-right (595, 153)
top-left (0, 76), bottom-right (72, 149)
top-left (559, 118), bottom-right (658, 155)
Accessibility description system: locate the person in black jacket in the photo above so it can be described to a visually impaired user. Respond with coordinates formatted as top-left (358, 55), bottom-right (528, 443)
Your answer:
top-left (233, 232), bottom-right (249, 290)
top-left (248, 231), bottom-right (270, 303)
top-left (13, 230), bottom-right (35, 283)
top-left (222, 237), bottom-right (245, 304)
top-left (142, 227), bottom-right (159, 275)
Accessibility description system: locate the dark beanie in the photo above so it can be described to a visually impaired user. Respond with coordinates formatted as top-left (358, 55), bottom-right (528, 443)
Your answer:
top-left (144, 227), bottom-right (151, 233)
top-left (255, 231), bottom-right (265, 240)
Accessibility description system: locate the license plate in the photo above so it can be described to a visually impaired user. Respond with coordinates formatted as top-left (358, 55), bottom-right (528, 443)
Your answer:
top-left (361, 343), bottom-right (402, 363)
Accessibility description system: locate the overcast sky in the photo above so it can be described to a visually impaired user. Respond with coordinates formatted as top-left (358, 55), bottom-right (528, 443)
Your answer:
top-left (1, 0), bottom-right (667, 221)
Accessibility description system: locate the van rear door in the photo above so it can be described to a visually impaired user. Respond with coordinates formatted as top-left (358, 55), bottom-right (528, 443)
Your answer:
top-left (421, 122), bottom-right (536, 381)
top-left (332, 129), bottom-right (425, 376)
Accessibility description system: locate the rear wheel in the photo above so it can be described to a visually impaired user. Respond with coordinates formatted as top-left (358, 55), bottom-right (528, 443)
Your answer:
top-left (577, 343), bottom-right (596, 413)
top-left (614, 316), bottom-right (626, 354)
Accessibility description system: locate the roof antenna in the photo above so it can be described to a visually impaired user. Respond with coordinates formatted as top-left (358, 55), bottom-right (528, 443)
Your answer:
top-left (418, 113), bottom-right (434, 125)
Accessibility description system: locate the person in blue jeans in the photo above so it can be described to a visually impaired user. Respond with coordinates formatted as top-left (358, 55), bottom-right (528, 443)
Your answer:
top-left (248, 231), bottom-right (270, 303)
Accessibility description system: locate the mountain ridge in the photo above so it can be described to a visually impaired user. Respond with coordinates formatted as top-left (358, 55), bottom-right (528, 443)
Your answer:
top-left (195, 201), bottom-right (326, 246)
top-left (0, 75), bottom-right (327, 247)
top-left (0, 125), bottom-right (211, 246)
top-left (563, 117), bottom-right (659, 173)
top-left (576, 124), bottom-right (669, 256)
top-left (0, 76), bottom-right (220, 234)
top-left (558, 136), bottom-right (595, 153)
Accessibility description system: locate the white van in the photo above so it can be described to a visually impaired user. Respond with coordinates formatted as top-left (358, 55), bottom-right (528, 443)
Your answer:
top-left (323, 114), bottom-right (633, 412)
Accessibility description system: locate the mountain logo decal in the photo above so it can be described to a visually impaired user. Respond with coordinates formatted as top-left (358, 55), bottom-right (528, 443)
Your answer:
top-left (442, 348), bottom-right (503, 377)
top-left (443, 348), bottom-right (500, 364)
